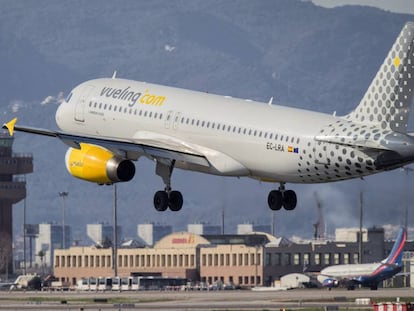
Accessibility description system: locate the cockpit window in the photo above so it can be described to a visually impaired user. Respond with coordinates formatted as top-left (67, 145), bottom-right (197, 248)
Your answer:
top-left (65, 92), bottom-right (73, 103)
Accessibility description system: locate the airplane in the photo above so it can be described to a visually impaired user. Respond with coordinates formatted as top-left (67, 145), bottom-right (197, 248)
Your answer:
top-left (3, 22), bottom-right (414, 212)
top-left (317, 227), bottom-right (407, 290)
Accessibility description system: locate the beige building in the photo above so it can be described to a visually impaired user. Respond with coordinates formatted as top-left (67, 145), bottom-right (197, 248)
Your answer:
top-left (54, 231), bottom-right (267, 287)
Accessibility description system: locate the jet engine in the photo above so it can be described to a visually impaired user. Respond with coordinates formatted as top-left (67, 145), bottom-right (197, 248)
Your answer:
top-left (65, 143), bottom-right (135, 184)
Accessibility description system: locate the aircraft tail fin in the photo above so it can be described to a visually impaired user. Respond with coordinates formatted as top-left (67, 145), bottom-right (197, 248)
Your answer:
top-left (382, 227), bottom-right (407, 266)
top-left (346, 22), bottom-right (414, 133)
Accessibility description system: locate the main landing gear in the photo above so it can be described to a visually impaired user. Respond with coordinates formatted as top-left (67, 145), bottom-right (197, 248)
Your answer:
top-left (267, 183), bottom-right (297, 211)
top-left (153, 159), bottom-right (183, 212)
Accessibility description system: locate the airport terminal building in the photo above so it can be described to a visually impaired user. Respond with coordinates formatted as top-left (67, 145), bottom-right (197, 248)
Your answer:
top-left (54, 228), bottom-right (413, 287)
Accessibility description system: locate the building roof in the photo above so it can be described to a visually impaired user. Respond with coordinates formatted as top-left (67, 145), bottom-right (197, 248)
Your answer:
top-left (154, 231), bottom-right (210, 249)
top-left (202, 233), bottom-right (270, 246)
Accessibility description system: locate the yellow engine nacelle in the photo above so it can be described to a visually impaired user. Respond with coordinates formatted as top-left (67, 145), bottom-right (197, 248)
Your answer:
top-left (65, 143), bottom-right (135, 184)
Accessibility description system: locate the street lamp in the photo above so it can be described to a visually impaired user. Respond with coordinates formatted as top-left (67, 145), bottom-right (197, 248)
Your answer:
top-left (113, 184), bottom-right (118, 277)
top-left (58, 192), bottom-right (68, 249)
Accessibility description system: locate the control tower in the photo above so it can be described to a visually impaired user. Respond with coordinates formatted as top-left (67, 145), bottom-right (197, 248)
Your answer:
top-left (0, 133), bottom-right (33, 273)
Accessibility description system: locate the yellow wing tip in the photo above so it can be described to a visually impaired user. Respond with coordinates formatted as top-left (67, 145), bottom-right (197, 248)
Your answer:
top-left (3, 118), bottom-right (17, 136)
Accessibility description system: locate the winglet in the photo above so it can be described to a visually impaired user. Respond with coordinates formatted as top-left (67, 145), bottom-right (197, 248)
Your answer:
top-left (3, 118), bottom-right (17, 136)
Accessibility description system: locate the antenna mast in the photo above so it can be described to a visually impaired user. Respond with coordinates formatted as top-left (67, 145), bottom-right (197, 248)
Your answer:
top-left (313, 192), bottom-right (325, 240)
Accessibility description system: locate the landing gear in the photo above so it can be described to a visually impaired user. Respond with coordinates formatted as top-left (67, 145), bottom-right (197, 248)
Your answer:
top-left (267, 183), bottom-right (297, 211)
top-left (153, 159), bottom-right (183, 212)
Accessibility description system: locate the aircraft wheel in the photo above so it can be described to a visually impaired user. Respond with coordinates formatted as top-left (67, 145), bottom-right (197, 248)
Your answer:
top-left (268, 190), bottom-right (283, 210)
top-left (283, 190), bottom-right (297, 210)
top-left (168, 190), bottom-right (183, 212)
top-left (154, 191), bottom-right (168, 211)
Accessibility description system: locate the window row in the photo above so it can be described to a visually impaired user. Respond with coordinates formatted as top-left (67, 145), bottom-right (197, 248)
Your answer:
top-left (201, 275), bottom-right (261, 286)
top-left (201, 253), bottom-right (261, 267)
top-left (55, 253), bottom-right (196, 269)
top-left (89, 101), bottom-right (301, 145)
top-left (265, 252), bottom-right (359, 266)
top-left (89, 101), bottom-right (164, 120)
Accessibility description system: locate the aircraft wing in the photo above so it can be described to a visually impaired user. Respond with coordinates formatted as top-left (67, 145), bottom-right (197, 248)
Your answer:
top-left (3, 119), bottom-right (210, 168)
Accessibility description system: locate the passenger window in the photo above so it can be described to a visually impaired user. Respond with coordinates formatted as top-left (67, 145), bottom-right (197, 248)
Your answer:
top-left (202, 121), bottom-right (205, 127)
top-left (149, 112), bottom-right (152, 118)
top-left (212, 123), bottom-right (215, 129)
top-left (196, 120), bottom-right (200, 126)
top-left (139, 110), bottom-right (143, 116)
top-left (94, 102), bottom-right (97, 108)
top-left (207, 122), bottom-right (210, 128)
top-left (269, 133), bottom-right (273, 139)
top-left (144, 111), bottom-right (147, 117)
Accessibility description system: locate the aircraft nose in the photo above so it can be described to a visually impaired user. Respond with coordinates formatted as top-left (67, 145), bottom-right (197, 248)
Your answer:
top-left (55, 100), bottom-right (69, 130)
top-left (55, 103), bottom-right (63, 126)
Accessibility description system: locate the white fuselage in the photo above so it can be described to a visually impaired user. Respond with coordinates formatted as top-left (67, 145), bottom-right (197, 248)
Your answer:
top-left (319, 263), bottom-right (381, 279)
top-left (56, 78), bottom-right (384, 184)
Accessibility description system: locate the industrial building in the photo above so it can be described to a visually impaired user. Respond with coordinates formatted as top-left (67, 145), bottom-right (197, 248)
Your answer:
top-left (53, 227), bottom-right (414, 288)
top-left (137, 223), bottom-right (172, 246)
top-left (187, 223), bottom-right (221, 235)
top-left (237, 223), bottom-right (271, 235)
top-left (87, 223), bottom-right (122, 246)
top-left (35, 223), bottom-right (72, 267)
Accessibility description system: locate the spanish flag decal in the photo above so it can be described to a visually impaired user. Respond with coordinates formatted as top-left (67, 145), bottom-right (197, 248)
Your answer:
top-left (288, 146), bottom-right (299, 153)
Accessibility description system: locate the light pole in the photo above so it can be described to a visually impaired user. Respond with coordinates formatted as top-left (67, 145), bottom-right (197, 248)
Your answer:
top-left (23, 196), bottom-right (26, 275)
top-left (113, 184), bottom-right (118, 277)
top-left (59, 192), bottom-right (68, 249)
top-left (401, 167), bottom-right (413, 228)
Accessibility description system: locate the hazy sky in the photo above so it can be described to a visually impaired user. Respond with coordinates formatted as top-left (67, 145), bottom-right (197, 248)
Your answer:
top-left (312, 0), bottom-right (414, 14)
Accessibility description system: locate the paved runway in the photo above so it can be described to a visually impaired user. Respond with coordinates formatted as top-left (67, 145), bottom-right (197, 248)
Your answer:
top-left (0, 288), bottom-right (412, 310)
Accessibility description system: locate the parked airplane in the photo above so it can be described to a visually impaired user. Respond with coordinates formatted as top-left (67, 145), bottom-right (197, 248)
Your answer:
top-left (317, 227), bottom-right (407, 290)
top-left (4, 23), bottom-right (414, 212)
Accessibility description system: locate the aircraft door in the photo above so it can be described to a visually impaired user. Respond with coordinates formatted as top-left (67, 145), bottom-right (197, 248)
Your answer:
top-left (164, 111), bottom-right (173, 129)
top-left (173, 112), bottom-right (181, 130)
top-left (74, 85), bottom-right (94, 122)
